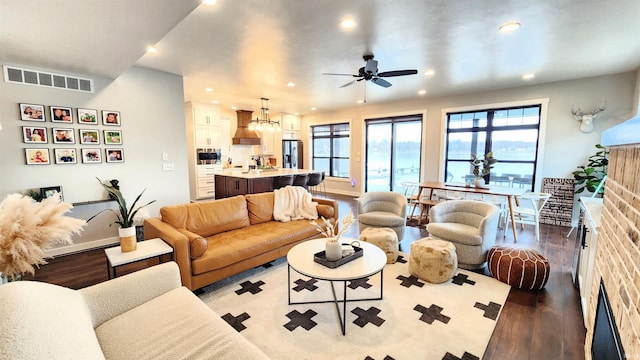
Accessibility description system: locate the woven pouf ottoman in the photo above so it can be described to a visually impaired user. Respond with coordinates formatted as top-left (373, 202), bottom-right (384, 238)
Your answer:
top-left (487, 246), bottom-right (550, 290)
top-left (359, 227), bottom-right (399, 264)
top-left (409, 238), bottom-right (458, 284)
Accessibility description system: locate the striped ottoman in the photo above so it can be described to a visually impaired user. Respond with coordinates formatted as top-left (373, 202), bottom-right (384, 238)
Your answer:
top-left (487, 246), bottom-right (550, 290)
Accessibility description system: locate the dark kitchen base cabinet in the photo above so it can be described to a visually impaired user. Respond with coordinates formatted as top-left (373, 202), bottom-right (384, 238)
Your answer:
top-left (215, 175), bottom-right (274, 199)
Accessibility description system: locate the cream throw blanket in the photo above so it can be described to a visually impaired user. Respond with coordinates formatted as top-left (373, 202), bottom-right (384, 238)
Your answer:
top-left (273, 186), bottom-right (318, 222)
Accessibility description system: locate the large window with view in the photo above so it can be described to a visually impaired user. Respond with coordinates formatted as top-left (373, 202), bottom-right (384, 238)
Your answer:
top-left (311, 123), bottom-right (350, 178)
top-left (445, 105), bottom-right (541, 191)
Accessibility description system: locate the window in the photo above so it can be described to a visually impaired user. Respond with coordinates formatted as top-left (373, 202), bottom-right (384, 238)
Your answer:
top-left (445, 105), bottom-right (541, 190)
top-left (311, 122), bottom-right (350, 178)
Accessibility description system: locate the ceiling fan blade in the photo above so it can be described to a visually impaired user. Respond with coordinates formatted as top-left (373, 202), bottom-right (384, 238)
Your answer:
top-left (339, 79), bottom-right (358, 88)
top-left (323, 72), bottom-right (359, 77)
top-left (377, 69), bottom-right (418, 77)
top-left (371, 77), bottom-right (392, 88)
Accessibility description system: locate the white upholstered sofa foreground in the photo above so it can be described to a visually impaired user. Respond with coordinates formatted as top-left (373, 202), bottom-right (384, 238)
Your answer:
top-left (0, 262), bottom-right (268, 360)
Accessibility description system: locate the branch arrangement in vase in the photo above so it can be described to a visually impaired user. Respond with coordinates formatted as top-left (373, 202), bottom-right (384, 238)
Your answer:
top-left (311, 209), bottom-right (354, 243)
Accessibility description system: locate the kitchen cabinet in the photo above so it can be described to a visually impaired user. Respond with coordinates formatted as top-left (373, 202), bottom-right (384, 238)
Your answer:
top-left (214, 175), bottom-right (275, 198)
top-left (196, 165), bottom-right (217, 199)
top-left (194, 103), bottom-right (220, 125)
top-left (281, 113), bottom-right (301, 139)
top-left (260, 130), bottom-right (275, 155)
top-left (195, 126), bottom-right (221, 147)
top-left (574, 197), bottom-right (602, 327)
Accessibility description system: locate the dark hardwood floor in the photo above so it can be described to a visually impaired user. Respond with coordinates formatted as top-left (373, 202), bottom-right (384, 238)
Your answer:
top-left (24, 193), bottom-right (586, 360)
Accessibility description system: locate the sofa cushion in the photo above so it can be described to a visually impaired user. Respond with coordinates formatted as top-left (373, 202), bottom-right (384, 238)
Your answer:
top-left (0, 281), bottom-right (105, 360)
top-left (192, 219), bottom-right (323, 275)
top-left (161, 196), bottom-right (250, 237)
top-left (245, 192), bottom-right (275, 225)
top-left (427, 222), bottom-right (482, 246)
top-left (95, 287), bottom-right (268, 360)
top-left (317, 204), bottom-right (335, 219)
top-left (190, 236), bottom-right (208, 259)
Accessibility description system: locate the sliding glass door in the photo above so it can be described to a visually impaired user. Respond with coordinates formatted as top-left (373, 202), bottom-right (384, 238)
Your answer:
top-left (365, 115), bottom-right (423, 192)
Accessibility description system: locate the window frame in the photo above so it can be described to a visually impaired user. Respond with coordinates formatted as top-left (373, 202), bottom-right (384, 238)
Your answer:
top-left (310, 122), bottom-right (350, 178)
top-left (441, 99), bottom-right (548, 191)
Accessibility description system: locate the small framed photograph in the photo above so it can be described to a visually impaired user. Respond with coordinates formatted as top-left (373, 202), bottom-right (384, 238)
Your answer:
top-left (104, 130), bottom-right (122, 145)
top-left (102, 110), bottom-right (121, 126)
top-left (79, 129), bottom-right (100, 144)
top-left (50, 106), bottom-right (73, 123)
top-left (25, 148), bottom-right (50, 165)
top-left (40, 186), bottom-right (63, 200)
top-left (19, 103), bottom-right (45, 121)
top-left (106, 148), bottom-right (124, 163)
top-left (22, 126), bottom-right (48, 143)
top-left (54, 148), bottom-right (77, 164)
top-left (81, 148), bottom-right (102, 163)
top-left (52, 128), bottom-right (75, 144)
top-left (77, 108), bottom-right (98, 125)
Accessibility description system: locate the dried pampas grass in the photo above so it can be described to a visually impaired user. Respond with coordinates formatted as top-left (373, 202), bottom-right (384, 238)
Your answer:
top-left (0, 193), bottom-right (85, 279)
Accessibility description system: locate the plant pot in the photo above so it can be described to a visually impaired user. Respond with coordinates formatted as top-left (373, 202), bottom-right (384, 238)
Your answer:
top-left (325, 239), bottom-right (342, 261)
top-left (119, 226), bottom-right (137, 252)
top-left (474, 177), bottom-right (488, 189)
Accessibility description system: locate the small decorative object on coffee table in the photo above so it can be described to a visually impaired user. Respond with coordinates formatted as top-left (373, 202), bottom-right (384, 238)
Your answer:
top-left (311, 209), bottom-right (354, 261)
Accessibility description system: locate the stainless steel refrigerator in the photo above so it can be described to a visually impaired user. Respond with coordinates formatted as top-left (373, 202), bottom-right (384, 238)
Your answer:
top-left (282, 140), bottom-right (303, 169)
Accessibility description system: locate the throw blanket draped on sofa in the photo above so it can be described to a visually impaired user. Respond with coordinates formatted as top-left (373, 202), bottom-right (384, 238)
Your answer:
top-left (273, 186), bottom-right (318, 222)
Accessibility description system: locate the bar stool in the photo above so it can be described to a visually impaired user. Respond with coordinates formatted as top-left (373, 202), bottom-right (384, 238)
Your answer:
top-left (307, 172), bottom-right (325, 196)
top-left (293, 174), bottom-right (309, 190)
top-left (273, 175), bottom-right (294, 189)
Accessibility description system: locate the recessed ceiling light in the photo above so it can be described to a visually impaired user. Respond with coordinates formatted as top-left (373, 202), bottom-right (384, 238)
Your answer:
top-left (202, 0), bottom-right (217, 5)
top-left (418, 90), bottom-right (427, 95)
top-left (287, 82), bottom-right (295, 87)
top-left (147, 47), bottom-right (158, 54)
top-left (231, 106), bottom-right (237, 110)
top-left (423, 69), bottom-right (435, 76)
top-left (205, 87), bottom-right (213, 92)
top-left (211, 100), bottom-right (219, 104)
top-left (357, 100), bottom-right (364, 104)
top-left (522, 73), bottom-right (535, 80)
top-left (499, 21), bottom-right (521, 33)
top-left (340, 17), bottom-right (357, 29)
top-left (294, 112), bottom-right (299, 115)
top-left (311, 107), bottom-right (317, 111)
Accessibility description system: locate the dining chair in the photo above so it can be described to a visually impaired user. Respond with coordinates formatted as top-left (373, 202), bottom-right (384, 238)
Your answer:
top-left (505, 192), bottom-right (552, 241)
top-left (400, 181), bottom-right (420, 220)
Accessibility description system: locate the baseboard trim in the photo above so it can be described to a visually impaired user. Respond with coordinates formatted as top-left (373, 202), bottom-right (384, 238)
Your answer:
top-left (45, 237), bottom-right (119, 257)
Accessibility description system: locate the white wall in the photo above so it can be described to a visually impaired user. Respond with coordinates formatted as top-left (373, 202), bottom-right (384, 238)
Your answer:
top-left (0, 65), bottom-right (190, 254)
top-left (303, 72), bottom-right (637, 198)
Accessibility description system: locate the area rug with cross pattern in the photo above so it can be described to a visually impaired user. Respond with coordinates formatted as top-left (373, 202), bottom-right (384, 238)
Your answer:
top-left (199, 253), bottom-right (510, 360)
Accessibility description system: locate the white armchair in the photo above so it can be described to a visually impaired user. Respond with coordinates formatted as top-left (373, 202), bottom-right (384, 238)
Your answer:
top-left (426, 200), bottom-right (500, 269)
top-left (357, 191), bottom-right (407, 241)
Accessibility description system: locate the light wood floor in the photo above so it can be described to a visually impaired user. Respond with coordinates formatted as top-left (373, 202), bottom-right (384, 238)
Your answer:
top-left (25, 193), bottom-right (586, 360)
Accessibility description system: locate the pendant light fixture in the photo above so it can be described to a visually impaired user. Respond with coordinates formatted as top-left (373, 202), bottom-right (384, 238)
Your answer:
top-left (248, 98), bottom-right (281, 132)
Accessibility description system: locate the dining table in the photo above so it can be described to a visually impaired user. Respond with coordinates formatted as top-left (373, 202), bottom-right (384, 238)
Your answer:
top-left (415, 181), bottom-right (529, 242)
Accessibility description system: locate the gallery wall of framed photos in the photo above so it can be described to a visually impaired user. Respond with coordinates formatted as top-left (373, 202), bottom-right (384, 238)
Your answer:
top-left (20, 102), bottom-right (124, 165)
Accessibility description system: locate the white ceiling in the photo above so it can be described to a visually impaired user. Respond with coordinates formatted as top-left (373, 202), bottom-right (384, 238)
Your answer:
top-left (2, 0), bottom-right (640, 115)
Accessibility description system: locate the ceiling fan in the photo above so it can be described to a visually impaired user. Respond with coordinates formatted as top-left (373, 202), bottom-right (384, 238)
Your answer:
top-left (323, 53), bottom-right (418, 88)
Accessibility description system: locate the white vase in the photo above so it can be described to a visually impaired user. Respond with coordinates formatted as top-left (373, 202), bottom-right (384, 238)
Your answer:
top-left (119, 226), bottom-right (137, 252)
top-left (474, 177), bottom-right (487, 189)
top-left (325, 239), bottom-right (342, 261)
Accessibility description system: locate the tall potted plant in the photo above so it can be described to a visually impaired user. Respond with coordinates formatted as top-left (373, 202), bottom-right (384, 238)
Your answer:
top-left (470, 152), bottom-right (498, 188)
top-left (572, 144), bottom-right (609, 196)
top-left (88, 178), bottom-right (155, 252)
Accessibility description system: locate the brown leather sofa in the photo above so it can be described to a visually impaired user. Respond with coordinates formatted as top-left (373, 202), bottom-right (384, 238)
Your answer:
top-left (144, 192), bottom-right (338, 290)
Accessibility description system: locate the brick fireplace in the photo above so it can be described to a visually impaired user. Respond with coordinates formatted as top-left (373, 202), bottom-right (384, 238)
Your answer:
top-left (584, 118), bottom-right (640, 359)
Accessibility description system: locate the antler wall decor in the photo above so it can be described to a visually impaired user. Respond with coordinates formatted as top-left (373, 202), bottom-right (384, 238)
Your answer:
top-left (571, 102), bottom-right (607, 133)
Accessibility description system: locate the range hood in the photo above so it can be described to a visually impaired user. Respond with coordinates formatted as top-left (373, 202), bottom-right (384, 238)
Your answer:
top-left (232, 110), bottom-right (261, 145)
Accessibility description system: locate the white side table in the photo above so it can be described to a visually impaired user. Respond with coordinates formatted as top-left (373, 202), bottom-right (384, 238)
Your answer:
top-left (104, 238), bottom-right (174, 279)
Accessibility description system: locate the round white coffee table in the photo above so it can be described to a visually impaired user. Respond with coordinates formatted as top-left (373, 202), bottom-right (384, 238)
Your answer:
top-left (286, 238), bottom-right (387, 335)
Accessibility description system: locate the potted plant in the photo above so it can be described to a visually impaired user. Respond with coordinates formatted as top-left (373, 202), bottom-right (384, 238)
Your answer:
top-left (470, 152), bottom-right (498, 188)
top-left (88, 178), bottom-right (156, 252)
top-left (0, 193), bottom-right (85, 282)
top-left (572, 144), bottom-right (609, 196)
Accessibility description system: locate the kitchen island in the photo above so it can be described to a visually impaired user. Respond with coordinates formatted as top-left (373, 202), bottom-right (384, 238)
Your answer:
top-left (214, 168), bottom-right (321, 199)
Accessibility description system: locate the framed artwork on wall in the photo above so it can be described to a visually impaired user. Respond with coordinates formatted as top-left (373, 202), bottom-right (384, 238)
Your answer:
top-left (50, 106), bottom-right (73, 123)
top-left (104, 130), bottom-right (122, 145)
top-left (77, 108), bottom-right (98, 125)
top-left (54, 148), bottom-right (77, 164)
top-left (81, 148), bottom-right (102, 163)
top-left (106, 148), bottom-right (124, 163)
top-left (40, 186), bottom-right (63, 200)
top-left (25, 148), bottom-right (50, 165)
top-left (79, 129), bottom-right (100, 144)
top-left (52, 128), bottom-right (75, 144)
top-left (19, 103), bottom-right (45, 121)
top-left (102, 110), bottom-right (121, 126)
top-left (22, 126), bottom-right (48, 143)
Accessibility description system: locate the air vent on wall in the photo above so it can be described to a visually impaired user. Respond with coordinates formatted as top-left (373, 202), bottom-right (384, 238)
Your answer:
top-left (3, 65), bottom-right (94, 93)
